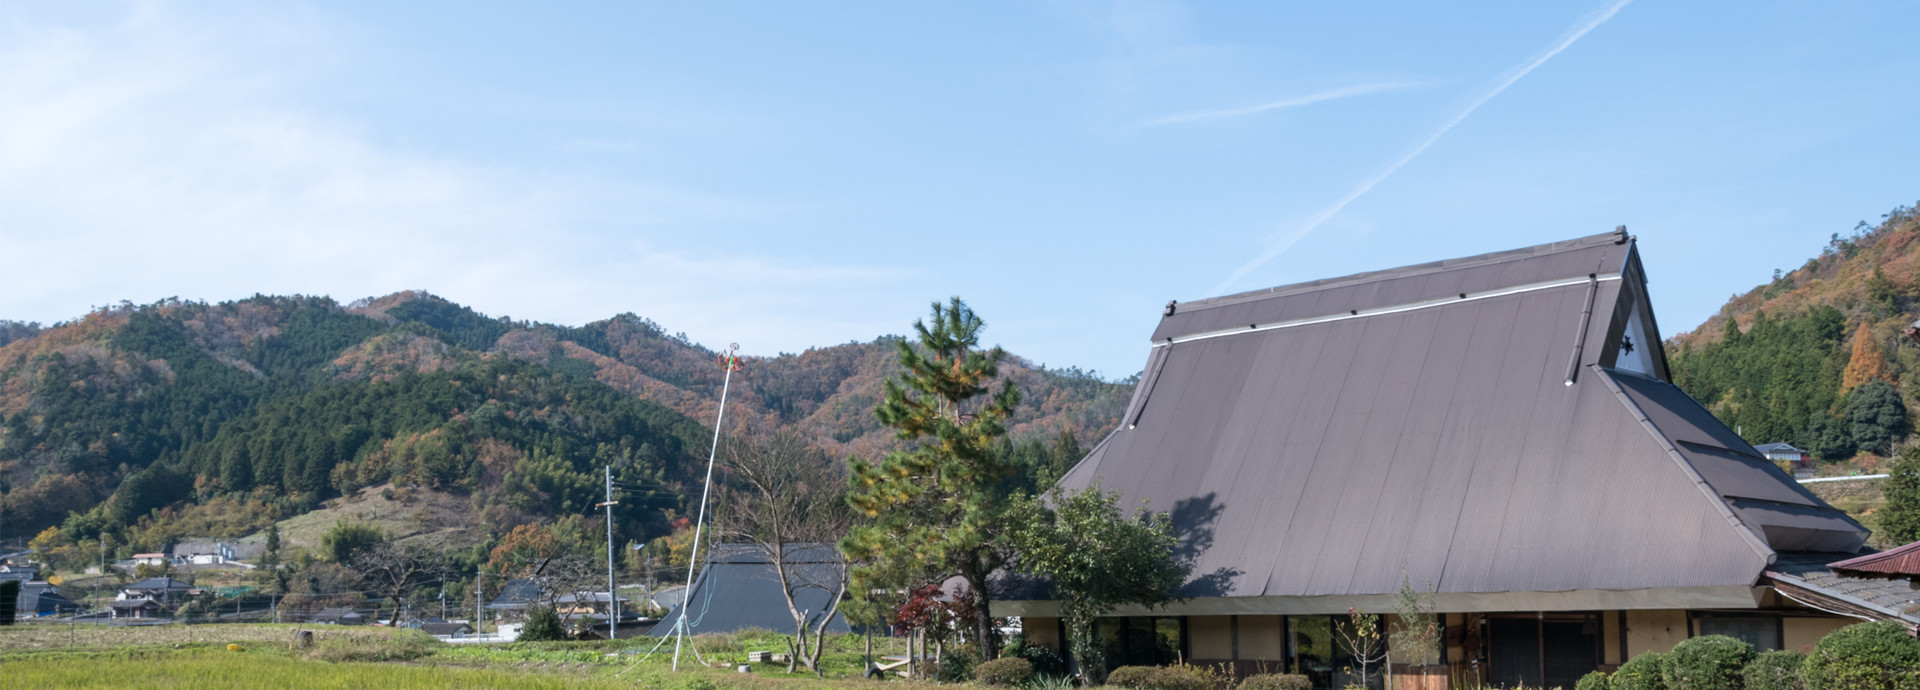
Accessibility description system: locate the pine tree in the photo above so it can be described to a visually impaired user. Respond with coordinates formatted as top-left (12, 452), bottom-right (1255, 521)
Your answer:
top-left (1846, 380), bottom-right (1910, 456)
top-left (842, 297), bottom-right (1022, 660)
top-left (1842, 322), bottom-right (1891, 392)
top-left (1882, 448), bottom-right (1920, 545)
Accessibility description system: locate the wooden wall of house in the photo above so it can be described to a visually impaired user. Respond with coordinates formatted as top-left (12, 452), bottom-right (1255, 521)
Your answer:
top-left (1784, 616), bottom-right (1852, 652)
top-left (1025, 616), bottom-right (1062, 652)
top-left (1625, 610), bottom-right (1689, 657)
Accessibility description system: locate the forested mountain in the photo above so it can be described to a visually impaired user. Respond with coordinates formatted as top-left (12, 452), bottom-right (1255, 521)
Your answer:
top-left (1668, 202), bottom-right (1920, 460)
top-left (0, 292), bottom-right (1131, 554)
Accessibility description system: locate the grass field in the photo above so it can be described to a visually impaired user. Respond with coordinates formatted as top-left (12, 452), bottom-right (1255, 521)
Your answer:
top-left (0, 622), bottom-right (943, 690)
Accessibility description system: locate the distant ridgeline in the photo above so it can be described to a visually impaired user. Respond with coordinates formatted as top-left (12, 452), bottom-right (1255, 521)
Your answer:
top-left (0, 291), bottom-right (1130, 551)
top-left (1669, 202), bottom-right (1920, 461)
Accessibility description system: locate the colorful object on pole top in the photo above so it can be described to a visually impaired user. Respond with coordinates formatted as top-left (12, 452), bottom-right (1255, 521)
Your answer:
top-left (718, 343), bottom-right (744, 372)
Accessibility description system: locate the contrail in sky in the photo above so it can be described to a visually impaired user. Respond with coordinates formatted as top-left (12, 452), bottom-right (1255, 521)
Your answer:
top-left (1209, 0), bottom-right (1634, 296)
top-left (1149, 81), bottom-right (1423, 126)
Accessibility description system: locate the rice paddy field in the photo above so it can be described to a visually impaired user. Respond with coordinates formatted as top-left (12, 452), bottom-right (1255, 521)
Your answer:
top-left (0, 623), bottom-right (941, 689)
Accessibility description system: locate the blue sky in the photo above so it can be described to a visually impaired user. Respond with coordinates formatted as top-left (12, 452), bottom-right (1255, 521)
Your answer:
top-left (3, 1), bottom-right (1918, 378)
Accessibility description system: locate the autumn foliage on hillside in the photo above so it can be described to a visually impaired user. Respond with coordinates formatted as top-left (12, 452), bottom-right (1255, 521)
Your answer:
top-left (1669, 202), bottom-right (1920, 459)
top-left (0, 291), bottom-right (1130, 560)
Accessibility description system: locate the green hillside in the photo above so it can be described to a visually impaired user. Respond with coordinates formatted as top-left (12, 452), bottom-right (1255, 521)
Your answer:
top-left (1669, 202), bottom-right (1920, 462)
top-left (0, 292), bottom-right (1130, 557)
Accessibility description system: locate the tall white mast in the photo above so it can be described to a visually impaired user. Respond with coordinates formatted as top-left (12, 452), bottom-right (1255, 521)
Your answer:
top-left (673, 343), bottom-right (741, 670)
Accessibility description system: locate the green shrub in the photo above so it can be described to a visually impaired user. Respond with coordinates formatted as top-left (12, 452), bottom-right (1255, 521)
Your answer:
top-left (1577, 671), bottom-right (1613, 690)
top-left (935, 645), bottom-right (979, 683)
top-left (1744, 650), bottom-right (1805, 690)
top-left (1664, 635), bottom-right (1754, 690)
top-left (518, 606), bottom-right (567, 642)
top-left (1017, 643), bottom-right (1066, 678)
top-left (1240, 673), bottom-right (1314, 690)
top-left (1801, 621), bottom-right (1920, 690)
top-left (974, 657), bottom-right (1035, 687)
top-left (1616, 652), bottom-right (1669, 690)
top-left (1107, 666), bottom-right (1157, 688)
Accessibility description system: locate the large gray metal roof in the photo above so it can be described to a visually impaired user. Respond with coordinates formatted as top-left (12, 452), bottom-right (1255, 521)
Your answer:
top-left (1057, 231), bottom-right (1866, 603)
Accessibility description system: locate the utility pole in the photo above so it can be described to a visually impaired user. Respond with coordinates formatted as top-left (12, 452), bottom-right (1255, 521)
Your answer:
top-left (601, 465), bottom-right (618, 641)
top-left (475, 567), bottom-right (485, 637)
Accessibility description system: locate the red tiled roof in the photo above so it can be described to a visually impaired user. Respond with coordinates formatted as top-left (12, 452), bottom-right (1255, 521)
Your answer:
top-left (1830, 540), bottom-right (1920, 577)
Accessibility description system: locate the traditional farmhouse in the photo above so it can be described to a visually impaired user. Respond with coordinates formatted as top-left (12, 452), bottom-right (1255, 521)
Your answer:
top-left (310, 606), bottom-right (368, 625)
top-left (18, 582), bottom-right (81, 618)
top-left (649, 544), bottom-right (852, 636)
top-left (484, 578), bottom-right (541, 619)
top-left (999, 231), bottom-right (1881, 688)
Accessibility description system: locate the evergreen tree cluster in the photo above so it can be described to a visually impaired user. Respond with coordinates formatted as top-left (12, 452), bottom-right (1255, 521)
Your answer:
top-left (1670, 306), bottom-right (1911, 459)
top-left (0, 295), bottom-right (708, 546)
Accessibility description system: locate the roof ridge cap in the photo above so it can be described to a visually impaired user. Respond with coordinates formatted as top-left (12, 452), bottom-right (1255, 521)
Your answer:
top-left (1177, 230), bottom-right (1627, 314)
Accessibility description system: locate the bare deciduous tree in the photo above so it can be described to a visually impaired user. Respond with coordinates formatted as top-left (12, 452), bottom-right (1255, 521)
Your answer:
top-left (718, 429), bottom-right (854, 676)
top-left (353, 541), bottom-right (450, 624)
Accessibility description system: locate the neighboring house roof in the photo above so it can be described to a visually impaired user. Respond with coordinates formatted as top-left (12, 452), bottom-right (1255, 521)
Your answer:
top-left (312, 607), bottom-right (367, 623)
top-left (1753, 442), bottom-right (1806, 455)
top-left (111, 599), bottom-right (162, 610)
top-left (131, 553), bottom-right (168, 559)
top-left (1031, 231), bottom-right (1866, 613)
top-left (556, 592), bottom-right (631, 605)
top-left (418, 621), bottom-right (473, 636)
top-left (20, 583), bottom-right (80, 614)
top-left (124, 578), bottom-right (192, 591)
top-left (1766, 551), bottom-right (1920, 633)
top-left (648, 543), bottom-right (850, 636)
top-left (1829, 540), bottom-right (1920, 578)
top-left (485, 578), bottom-right (541, 610)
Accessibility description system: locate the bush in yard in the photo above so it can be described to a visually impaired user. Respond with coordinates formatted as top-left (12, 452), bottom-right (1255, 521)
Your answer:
top-left (1577, 670), bottom-right (1613, 690)
top-left (1017, 643), bottom-right (1066, 678)
top-left (936, 645), bottom-right (979, 683)
top-left (1743, 650), bottom-right (1805, 690)
top-left (973, 657), bottom-right (1035, 687)
top-left (1145, 666), bottom-right (1212, 690)
top-left (1615, 652), bottom-right (1669, 690)
top-left (1106, 666), bottom-right (1157, 688)
top-left (1240, 673), bottom-right (1314, 690)
top-left (1801, 621), bottom-right (1920, 690)
top-left (517, 606), bottom-right (567, 642)
top-left (1664, 635), bottom-right (1754, 690)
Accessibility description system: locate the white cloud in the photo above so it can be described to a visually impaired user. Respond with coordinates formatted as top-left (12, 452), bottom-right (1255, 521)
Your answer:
top-left (0, 2), bottom-right (912, 356)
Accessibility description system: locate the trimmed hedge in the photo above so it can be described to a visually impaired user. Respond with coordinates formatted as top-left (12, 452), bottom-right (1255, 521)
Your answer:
top-left (1578, 670), bottom-right (1614, 690)
top-left (1240, 673), bottom-right (1313, 690)
top-left (973, 657), bottom-right (1034, 687)
top-left (1616, 652), bottom-right (1669, 690)
top-left (1743, 650), bottom-right (1804, 690)
top-left (1664, 635), bottom-right (1754, 690)
top-left (1801, 621), bottom-right (1920, 690)
top-left (1102, 666), bottom-right (1211, 690)
top-left (1106, 666), bottom-right (1157, 688)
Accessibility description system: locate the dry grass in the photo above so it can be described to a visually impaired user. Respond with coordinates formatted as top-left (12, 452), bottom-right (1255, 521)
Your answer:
top-left (0, 621), bottom-right (399, 653)
top-left (270, 483), bottom-right (483, 551)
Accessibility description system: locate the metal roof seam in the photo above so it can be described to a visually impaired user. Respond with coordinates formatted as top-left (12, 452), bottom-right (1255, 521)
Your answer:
top-left (1596, 368), bottom-right (1777, 565)
top-left (1180, 230), bottom-right (1627, 313)
top-left (1155, 274), bottom-right (1623, 347)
